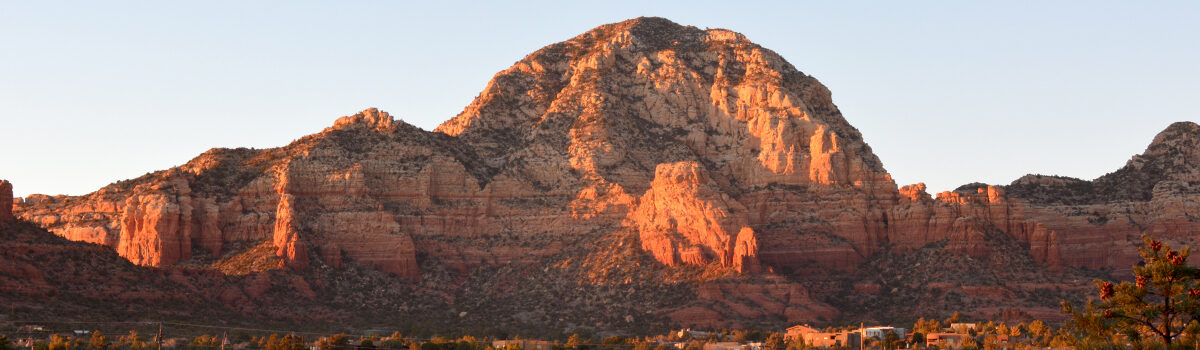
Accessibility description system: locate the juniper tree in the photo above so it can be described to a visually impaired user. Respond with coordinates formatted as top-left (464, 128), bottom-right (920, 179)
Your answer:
top-left (1063, 236), bottom-right (1200, 347)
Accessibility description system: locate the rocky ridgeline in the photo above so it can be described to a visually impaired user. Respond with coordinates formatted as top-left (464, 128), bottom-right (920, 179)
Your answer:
top-left (999, 121), bottom-right (1200, 276)
top-left (11, 17), bottom-right (1200, 328)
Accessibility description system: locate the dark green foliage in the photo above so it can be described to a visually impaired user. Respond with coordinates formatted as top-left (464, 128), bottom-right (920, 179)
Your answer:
top-left (762, 333), bottom-right (785, 350)
top-left (418, 339), bottom-right (485, 350)
top-left (187, 334), bottom-right (219, 350)
top-left (116, 331), bottom-right (149, 350)
top-left (1063, 236), bottom-right (1200, 348)
top-left (48, 334), bottom-right (78, 350)
top-left (317, 333), bottom-right (349, 350)
top-left (0, 336), bottom-right (17, 350)
top-left (258, 334), bottom-right (306, 350)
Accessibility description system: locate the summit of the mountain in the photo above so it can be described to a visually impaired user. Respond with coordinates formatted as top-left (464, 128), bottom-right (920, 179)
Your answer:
top-left (1007, 121), bottom-right (1200, 204)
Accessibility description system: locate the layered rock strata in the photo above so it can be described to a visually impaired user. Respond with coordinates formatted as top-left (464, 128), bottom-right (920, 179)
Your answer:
top-left (1000, 121), bottom-right (1200, 275)
top-left (435, 17), bottom-right (899, 271)
top-left (885, 183), bottom-right (1062, 269)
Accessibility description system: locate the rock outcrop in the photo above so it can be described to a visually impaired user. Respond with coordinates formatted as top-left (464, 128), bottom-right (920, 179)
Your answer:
top-left (631, 162), bottom-right (760, 272)
top-left (0, 180), bottom-right (12, 223)
top-left (884, 183), bottom-right (1062, 269)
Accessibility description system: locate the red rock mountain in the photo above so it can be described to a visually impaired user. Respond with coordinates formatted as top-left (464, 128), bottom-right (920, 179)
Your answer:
top-left (9, 17), bottom-right (1200, 330)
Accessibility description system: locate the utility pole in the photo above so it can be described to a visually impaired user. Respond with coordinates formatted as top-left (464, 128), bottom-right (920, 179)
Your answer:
top-left (156, 322), bottom-right (163, 350)
top-left (859, 322), bottom-right (864, 350)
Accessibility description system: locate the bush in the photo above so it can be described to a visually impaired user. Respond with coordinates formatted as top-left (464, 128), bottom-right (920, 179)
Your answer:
top-left (0, 336), bottom-right (17, 350)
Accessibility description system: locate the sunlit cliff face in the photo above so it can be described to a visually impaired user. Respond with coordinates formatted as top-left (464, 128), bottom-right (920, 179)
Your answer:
top-left (434, 17), bottom-right (899, 271)
top-left (437, 17), bottom-right (891, 192)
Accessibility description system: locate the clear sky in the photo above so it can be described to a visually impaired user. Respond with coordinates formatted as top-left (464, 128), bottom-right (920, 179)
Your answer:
top-left (2, 1), bottom-right (1197, 197)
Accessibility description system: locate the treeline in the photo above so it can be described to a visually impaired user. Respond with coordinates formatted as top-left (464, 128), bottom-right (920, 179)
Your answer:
top-left (0, 321), bottom-right (1088, 350)
top-left (0, 332), bottom-right (517, 350)
top-left (1, 331), bottom-right (153, 350)
top-left (909, 317), bottom-right (1070, 349)
top-left (7, 237), bottom-right (1200, 350)
top-left (0, 330), bottom-right (787, 350)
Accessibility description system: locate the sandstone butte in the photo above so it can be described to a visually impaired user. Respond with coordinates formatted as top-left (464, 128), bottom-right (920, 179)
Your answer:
top-left (10, 17), bottom-right (1200, 327)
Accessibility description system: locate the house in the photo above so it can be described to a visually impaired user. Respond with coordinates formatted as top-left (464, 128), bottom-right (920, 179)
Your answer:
top-left (362, 330), bottom-right (388, 337)
top-left (677, 329), bottom-right (731, 341)
top-left (926, 333), bottom-right (969, 348)
top-left (17, 325), bottom-right (46, 333)
top-left (861, 327), bottom-right (905, 341)
top-left (785, 324), bottom-right (908, 349)
top-left (784, 325), bottom-right (821, 341)
top-left (801, 331), bottom-right (860, 349)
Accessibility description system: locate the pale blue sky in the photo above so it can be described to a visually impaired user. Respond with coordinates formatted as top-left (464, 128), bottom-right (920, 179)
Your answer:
top-left (2, 1), bottom-right (1197, 197)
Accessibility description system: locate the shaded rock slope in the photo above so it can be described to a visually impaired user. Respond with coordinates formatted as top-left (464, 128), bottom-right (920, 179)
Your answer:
top-left (1002, 121), bottom-right (1200, 276)
top-left (9, 17), bottom-right (1200, 331)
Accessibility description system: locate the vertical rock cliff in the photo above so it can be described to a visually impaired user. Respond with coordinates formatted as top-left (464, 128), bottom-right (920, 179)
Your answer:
top-left (0, 180), bottom-right (13, 223)
top-left (630, 162), bottom-right (759, 273)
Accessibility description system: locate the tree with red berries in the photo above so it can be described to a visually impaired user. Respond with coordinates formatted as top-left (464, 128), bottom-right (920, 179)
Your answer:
top-left (1063, 236), bottom-right (1200, 348)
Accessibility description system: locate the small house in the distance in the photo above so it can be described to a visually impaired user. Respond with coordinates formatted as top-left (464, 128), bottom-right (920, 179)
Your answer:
top-left (783, 324), bottom-right (907, 349)
top-left (861, 327), bottom-right (905, 341)
top-left (784, 324), bottom-right (822, 340)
